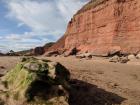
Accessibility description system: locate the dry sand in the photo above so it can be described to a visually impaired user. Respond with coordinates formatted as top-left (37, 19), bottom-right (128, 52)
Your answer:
top-left (0, 56), bottom-right (140, 105)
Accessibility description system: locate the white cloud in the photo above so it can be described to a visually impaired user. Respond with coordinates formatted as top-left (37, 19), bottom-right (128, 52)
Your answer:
top-left (5, 34), bottom-right (21, 40)
top-left (6, 0), bottom-right (87, 34)
top-left (2, 0), bottom-right (88, 51)
top-left (0, 36), bottom-right (2, 40)
top-left (0, 31), bottom-right (58, 52)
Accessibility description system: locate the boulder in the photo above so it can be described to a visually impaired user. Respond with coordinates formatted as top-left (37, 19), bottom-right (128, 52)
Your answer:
top-left (76, 54), bottom-right (86, 59)
top-left (109, 55), bottom-right (120, 63)
top-left (0, 57), bottom-right (70, 105)
top-left (84, 53), bottom-right (92, 59)
top-left (33, 47), bottom-right (45, 55)
top-left (64, 47), bottom-right (78, 57)
top-left (76, 53), bottom-right (92, 59)
top-left (120, 57), bottom-right (129, 63)
top-left (128, 54), bottom-right (136, 60)
top-left (109, 56), bottom-right (129, 63)
top-left (136, 54), bottom-right (140, 59)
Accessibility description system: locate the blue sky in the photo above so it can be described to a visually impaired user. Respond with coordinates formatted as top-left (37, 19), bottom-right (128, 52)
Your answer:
top-left (0, 0), bottom-right (88, 52)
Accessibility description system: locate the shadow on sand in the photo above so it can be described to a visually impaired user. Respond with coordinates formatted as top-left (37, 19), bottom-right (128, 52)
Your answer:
top-left (68, 79), bottom-right (126, 105)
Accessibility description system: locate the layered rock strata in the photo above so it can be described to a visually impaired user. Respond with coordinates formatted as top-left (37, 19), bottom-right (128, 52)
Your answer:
top-left (48, 0), bottom-right (140, 56)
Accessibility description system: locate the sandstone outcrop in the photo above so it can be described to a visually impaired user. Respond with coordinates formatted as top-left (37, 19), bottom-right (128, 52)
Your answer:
top-left (47, 0), bottom-right (140, 56)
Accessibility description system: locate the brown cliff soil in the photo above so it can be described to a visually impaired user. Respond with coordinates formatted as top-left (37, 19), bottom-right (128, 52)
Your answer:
top-left (0, 56), bottom-right (140, 105)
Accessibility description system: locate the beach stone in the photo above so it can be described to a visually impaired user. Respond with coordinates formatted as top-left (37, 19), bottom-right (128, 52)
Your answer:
top-left (128, 54), bottom-right (136, 60)
top-left (120, 57), bottom-right (129, 63)
top-left (76, 53), bottom-right (92, 59)
top-left (109, 55), bottom-right (120, 63)
top-left (136, 54), bottom-right (140, 59)
top-left (109, 55), bottom-right (129, 63)
top-left (64, 47), bottom-right (78, 56)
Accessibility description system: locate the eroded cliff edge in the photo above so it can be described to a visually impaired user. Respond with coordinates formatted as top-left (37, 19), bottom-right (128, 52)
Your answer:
top-left (47, 0), bottom-right (140, 56)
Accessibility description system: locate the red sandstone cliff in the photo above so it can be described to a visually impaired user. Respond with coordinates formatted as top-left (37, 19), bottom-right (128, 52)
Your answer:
top-left (46, 0), bottom-right (140, 56)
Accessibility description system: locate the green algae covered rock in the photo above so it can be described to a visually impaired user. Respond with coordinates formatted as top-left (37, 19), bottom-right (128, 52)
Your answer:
top-left (0, 57), bottom-right (70, 105)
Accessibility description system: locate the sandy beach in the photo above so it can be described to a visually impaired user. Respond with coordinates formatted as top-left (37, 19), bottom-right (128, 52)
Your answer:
top-left (0, 56), bottom-right (140, 105)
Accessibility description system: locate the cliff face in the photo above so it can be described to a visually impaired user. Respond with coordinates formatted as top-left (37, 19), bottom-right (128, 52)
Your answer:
top-left (49, 0), bottom-right (140, 56)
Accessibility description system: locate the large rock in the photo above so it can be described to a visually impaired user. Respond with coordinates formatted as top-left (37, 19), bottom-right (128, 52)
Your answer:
top-left (109, 55), bottom-right (120, 63)
top-left (109, 55), bottom-right (129, 63)
top-left (0, 57), bottom-right (70, 105)
top-left (120, 56), bottom-right (129, 63)
top-left (76, 53), bottom-right (92, 59)
top-left (136, 54), bottom-right (140, 59)
top-left (64, 47), bottom-right (78, 56)
top-left (128, 54), bottom-right (136, 60)
top-left (32, 47), bottom-right (45, 55)
top-left (47, 0), bottom-right (140, 56)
